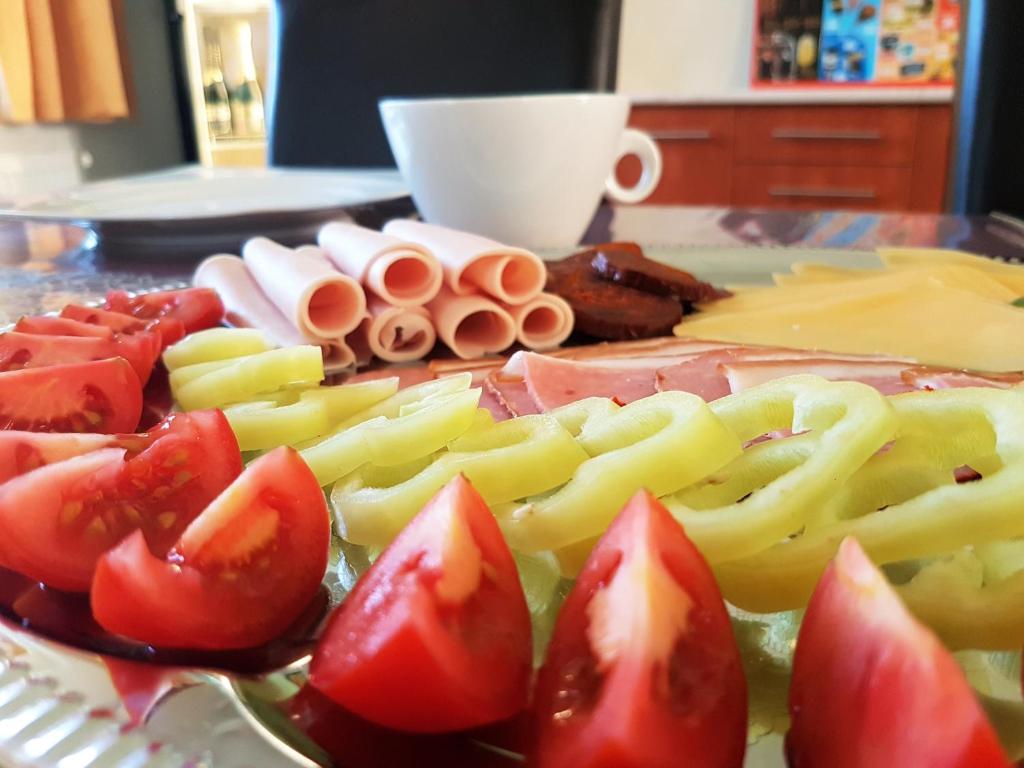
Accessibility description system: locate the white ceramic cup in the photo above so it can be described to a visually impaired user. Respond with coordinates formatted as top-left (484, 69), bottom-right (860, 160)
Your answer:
top-left (379, 93), bottom-right (661, 249)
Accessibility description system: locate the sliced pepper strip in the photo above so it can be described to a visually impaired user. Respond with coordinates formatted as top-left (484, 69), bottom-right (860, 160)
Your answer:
top-left (663, 375), bottom-right (897, 564)
top-left (223, 377), bottom-right (399, 451)
top-left (300, 388), bottom-right (481, 486)
top-left (897, 548), bottom-right (1024, 650)
top-left (500, 391), bottom-right (742, 553)
top-left (717, 387), bottom-right (1024, 615)
top-left (331, 414), bottom-right (587, 548)
top-left (174, 345), bottom-right (325, 411)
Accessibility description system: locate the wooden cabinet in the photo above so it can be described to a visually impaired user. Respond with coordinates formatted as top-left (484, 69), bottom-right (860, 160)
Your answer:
top-left (621, 103), bottom-right (953, 212)
top-left (619, 108), bottom-right (734, 205)
top-left (732, 165), bottom-right (913, 210)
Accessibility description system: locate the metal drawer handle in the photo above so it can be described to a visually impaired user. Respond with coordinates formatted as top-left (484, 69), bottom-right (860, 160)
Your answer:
top-left (771, 129), bottom-right (882, 141)
top-left (768, 186), bottom-right (877, 200)
top-left (648, 129), bottom-right (713, 141)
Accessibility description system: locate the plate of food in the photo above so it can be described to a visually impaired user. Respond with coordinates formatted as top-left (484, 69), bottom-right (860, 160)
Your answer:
top-left (1, 221), bottom-right (1023, 768)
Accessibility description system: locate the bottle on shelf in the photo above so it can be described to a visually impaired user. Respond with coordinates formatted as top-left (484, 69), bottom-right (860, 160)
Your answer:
top-left (772, 0), bottom-right (798, 81)
top-left (201, 27), bottom-right (232, 139)
top-left (796, 0), bottom-right (822, 80)
top-left (223, 19), bottom-right (265, 139)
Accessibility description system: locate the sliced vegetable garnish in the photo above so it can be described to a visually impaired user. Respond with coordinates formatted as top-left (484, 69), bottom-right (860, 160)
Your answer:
top-left (162, 327), bottom-right (273, 370)
top-left (224, 377), bottom-right (399, 452)
top-left (664, 375), bottom-right (897, 563)
top-left (500, 391), bottom-right (741, 553)
top-left (0, 330), bottom-right (160, 385)
top-left (717, 387), bottom-right (1024, 618)
top-left (310, 475), bottom-right (531, 733)
top-left (174, 345), bottom-right (324, 410)
top-left (331, 414), bottom-right (587, 547)
top-left (0, 430), bottom-right (115, 483)
top-left (897, 547), bottom-right (1024, 650)
top-left (0, 358), bottom-right (142, 434)
top-left (15, 315), bottom-right (115, 339)
top-left (531, 490), bottom-right (747, 768)
top-left (300, 388), bottom-right (480, 486)
top-left (787, 537), bottom-right (1011, 767)
top-left (106, 287), bottom-right (224, 334)
top-left (0, 410), bottom-right (241, 591)
top-left (91, 446), bottom-right (328, 649)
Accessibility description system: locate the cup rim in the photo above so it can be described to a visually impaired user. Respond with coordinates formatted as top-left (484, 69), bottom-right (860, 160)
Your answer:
top-left (378, 92), bottom-right (627, 110)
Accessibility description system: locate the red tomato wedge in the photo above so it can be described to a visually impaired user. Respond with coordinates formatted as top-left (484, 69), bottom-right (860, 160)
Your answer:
top-left (0, 430), bottom-right (115, 483)
top-left (309, 474), bottom-right (532, 733)
top-left (530, 490), bottom-right (747, 768)
top-left (0, 358), bottom-right (142, 433)
top-left (62, 303), bottom-right (147, 332)
top-left (15, 316), bottom-right (115, 339)
top-left (0, 331), bottom-right (160, 385)
top-left (0, 411), bottom-right (239, 593)
top-left (786, 537), bottom-right (1011, 768)
top-left (91, 446), bottom-right (328, 649)
top-left (0, 409), bottom-right (241, 591)
top-left (61, 304), bottom-right (186, 350)
top-left (106, 287), bottom-right (224, 334)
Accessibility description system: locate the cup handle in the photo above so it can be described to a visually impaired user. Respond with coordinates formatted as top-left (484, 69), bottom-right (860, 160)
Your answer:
top-left (604, 128), bottom-right (663, 204)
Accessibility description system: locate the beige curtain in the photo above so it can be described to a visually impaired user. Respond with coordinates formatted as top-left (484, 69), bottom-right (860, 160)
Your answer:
top-left (0, 0), bottom-right (132, 123)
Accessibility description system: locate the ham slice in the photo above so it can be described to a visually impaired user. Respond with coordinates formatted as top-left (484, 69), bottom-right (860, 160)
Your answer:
top-left (351, 295), bottom-right (437, 363)
top-left (485, 373), bottom-right (541, 417)
top-left (426, 286), bottom-right (516, 360)
top-left (383, 219), bottom-right (546, 305)
top-left (505, 351), bottom-right (660, 411)
top-left (550, 337), bottom-right (739, 361)
top-left (900, 367), bottom-right (1024, 390)
top-left (317, 222), bottom-right (443, 307)
top-left (241, 238), bottom-right (366, 338)
top-left (428, 356), bottom-right (505, 382)
top-left (478, 386), bottom-right (513, 421)
top-left (655, 350), bottom-right (736, 401)
top-left (194, 255), bottom-right (356, 369)
top-left (346, 365), bottom-right (434, 388)
top-left (721, 358), bottom-right (917, 396)
top-left (504, 292), bottom-right (574, 351)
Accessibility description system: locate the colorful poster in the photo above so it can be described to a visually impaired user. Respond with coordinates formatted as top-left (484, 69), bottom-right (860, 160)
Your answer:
top-left (873, 0), bottom-right (959, 82)
top-left (818, 0), bottom-right (882, 82)
top-left (751, 0), bottom-right (958, 86)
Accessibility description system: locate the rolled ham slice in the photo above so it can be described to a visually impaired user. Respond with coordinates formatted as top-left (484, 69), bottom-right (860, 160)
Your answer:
top-left (194, 255), bottom-right (356, 370)
top-left (317, 222), bottom-right (443, 307)
top-left (426, 286), bottom-right (516, 360)
top-left (383, 219), bottom-right (546, 305)
top-left (241, 237), bottom-right (366, 338)
top-left (355, 296), bottom-right (437, 363)
top-left (504, 292), bottom-right (574, 351)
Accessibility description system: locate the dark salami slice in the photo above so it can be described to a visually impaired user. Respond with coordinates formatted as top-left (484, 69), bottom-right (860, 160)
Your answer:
top-left (545, 252), bottom-right (683, 340)
top-left (590, 244), bottom-right (729, 303)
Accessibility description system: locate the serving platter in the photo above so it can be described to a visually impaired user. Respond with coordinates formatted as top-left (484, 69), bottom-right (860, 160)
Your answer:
top-left (2, 239), bottom-right (1024, 768)
top-left (0, 168), bottom-right (410, 261)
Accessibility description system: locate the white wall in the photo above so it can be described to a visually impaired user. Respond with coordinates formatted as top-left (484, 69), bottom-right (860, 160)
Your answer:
top-left (616, 0), bottom-right (757, 97)
top-left (0, 0), bottom-right (184, 205)
top-left (0, 125), bottom-right (82, 204)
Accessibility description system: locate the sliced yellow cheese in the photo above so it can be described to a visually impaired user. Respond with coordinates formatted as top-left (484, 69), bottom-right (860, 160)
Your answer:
top-left (878, 248), bottom-right (1024, 296)
top-left (697, 264), bottom-right (1017, 318)
top-left (676, 279), bottom-right (1024, 372)
top-left (777, 262), bottom-right (1023, 298)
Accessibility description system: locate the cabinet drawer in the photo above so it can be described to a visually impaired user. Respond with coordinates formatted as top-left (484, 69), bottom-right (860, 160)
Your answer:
top-left (621, 107), bottom-right (734, 205)
top-left (732, 165), bottom-right (912, 210)
top-left (735, 106), bottom-right (918, 167)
